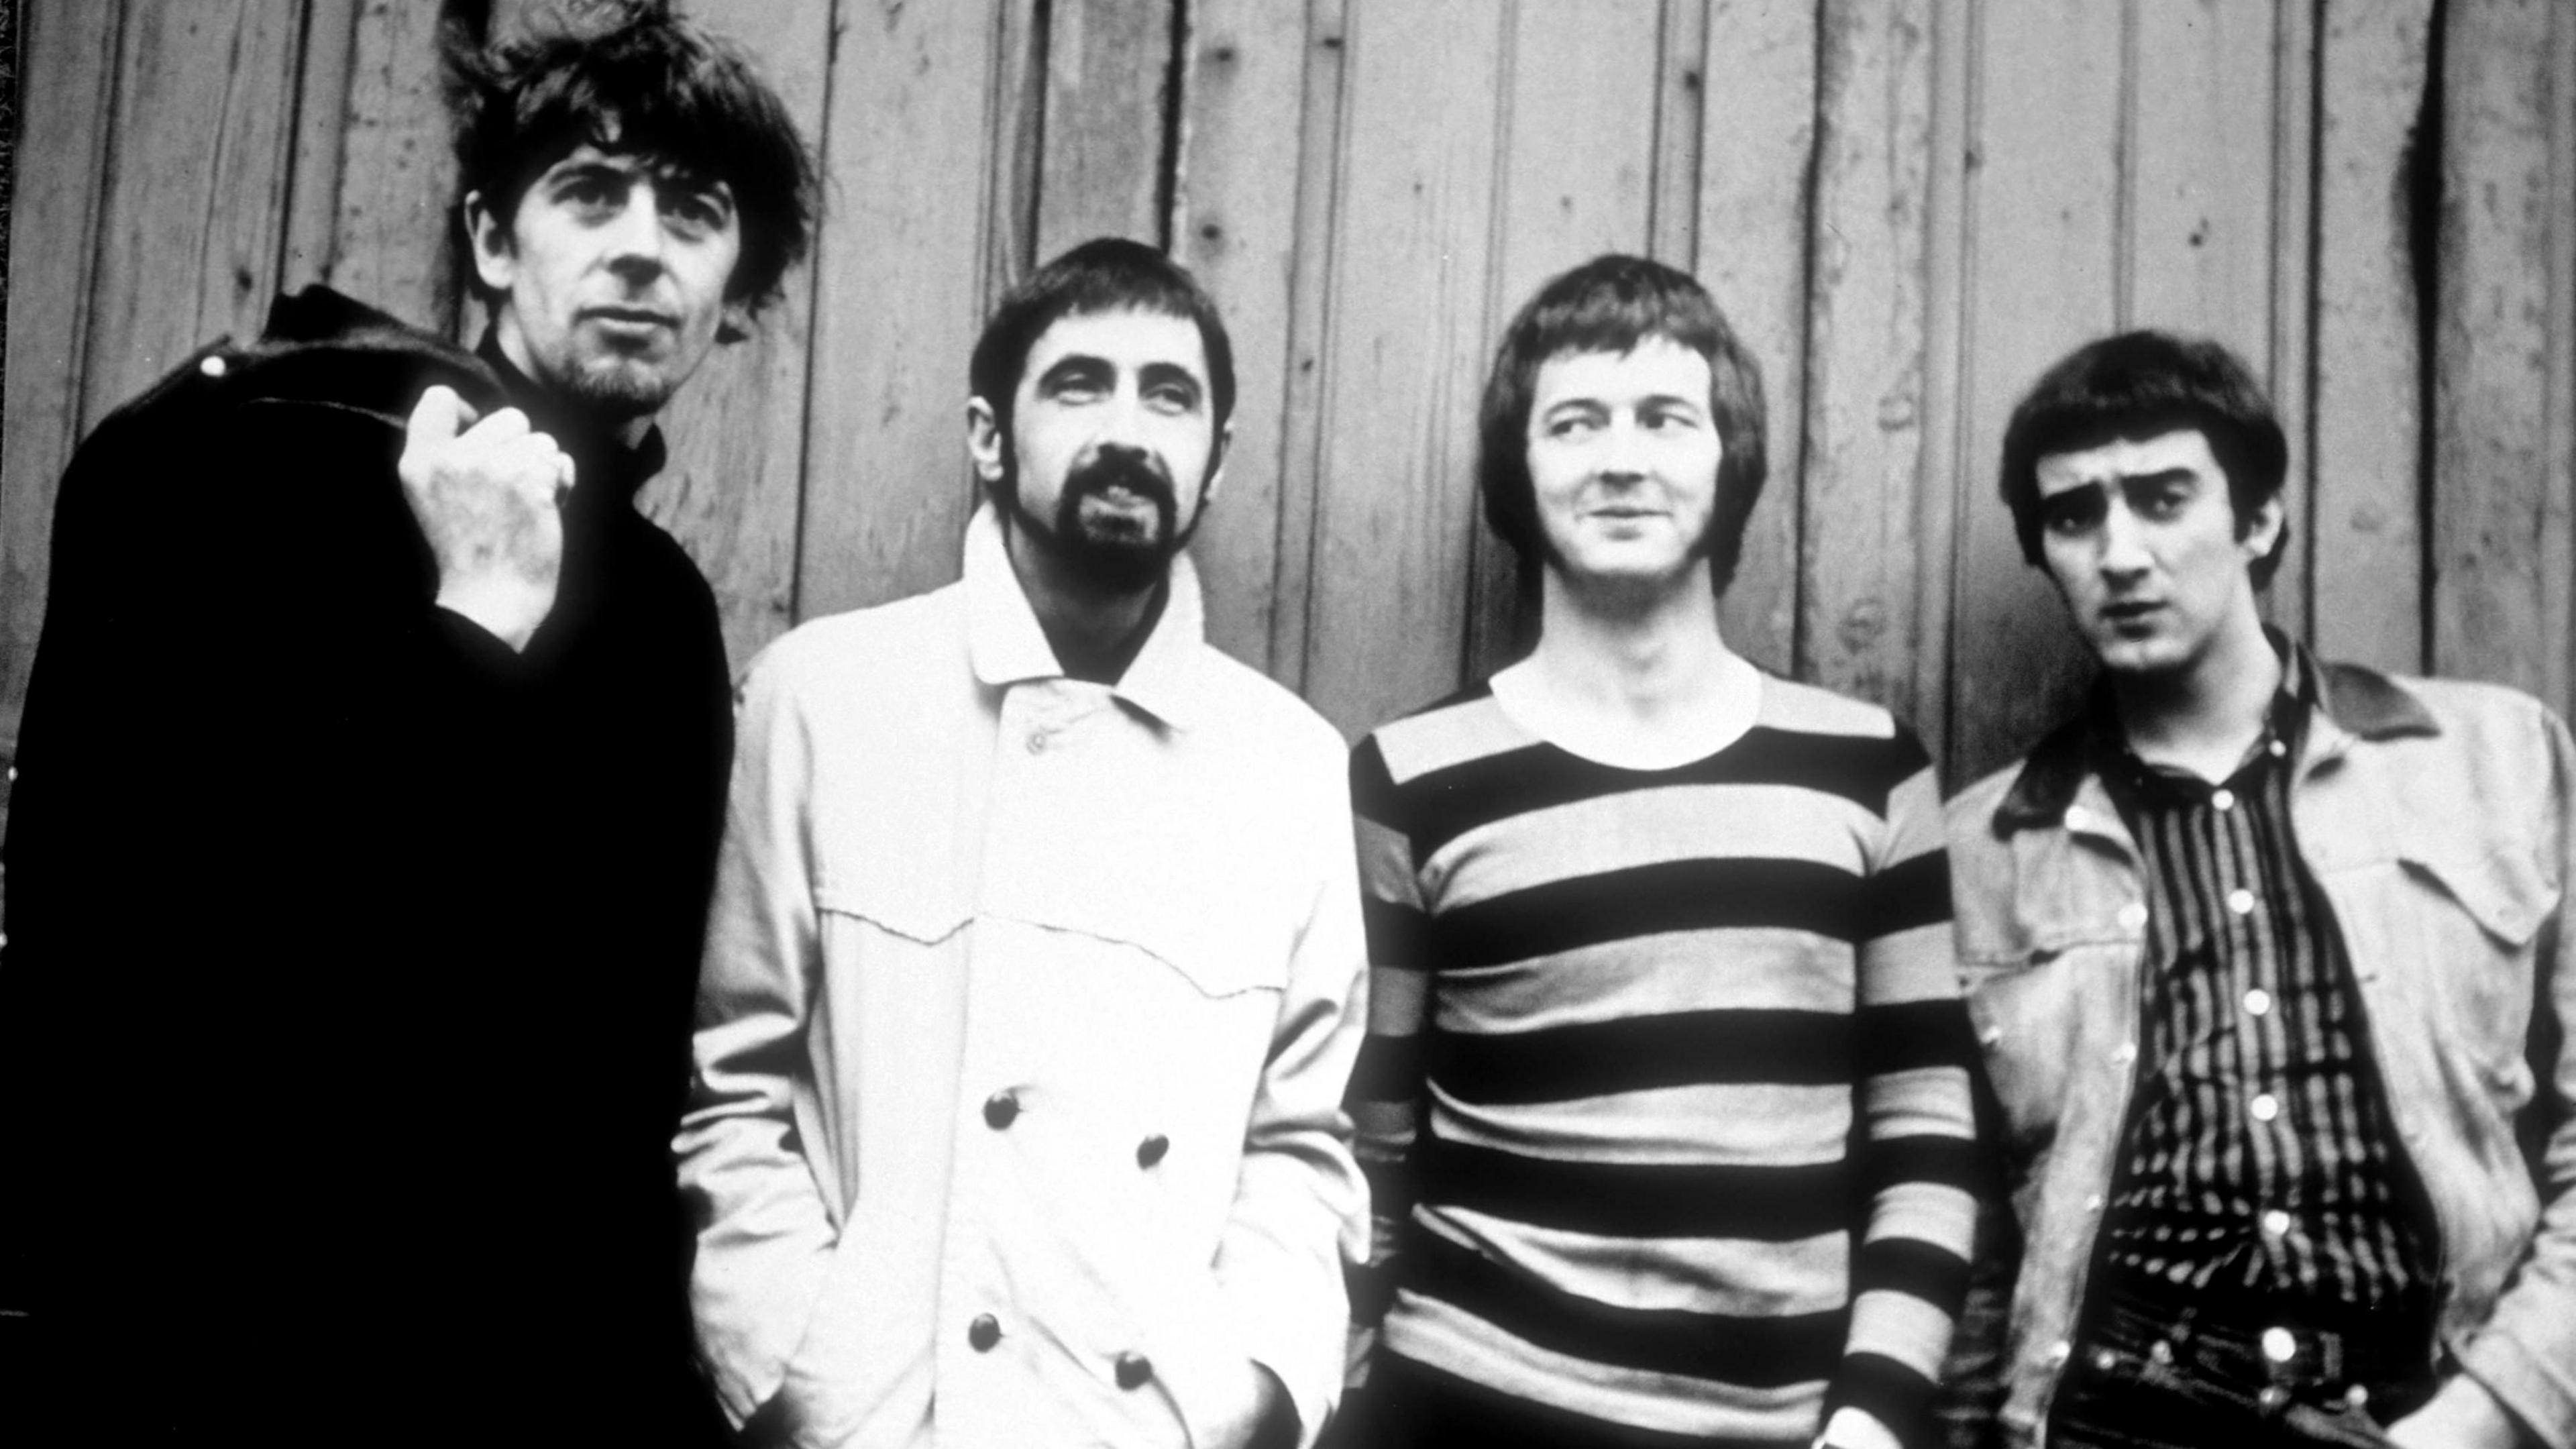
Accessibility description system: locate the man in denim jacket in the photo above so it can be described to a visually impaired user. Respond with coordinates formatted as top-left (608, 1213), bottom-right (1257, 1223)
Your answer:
top-left (1944, 332), bottom-right (2575, 1449)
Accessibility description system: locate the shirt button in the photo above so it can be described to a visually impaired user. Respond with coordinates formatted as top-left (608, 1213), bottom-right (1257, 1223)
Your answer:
top-left (199, 354), bottom-right (228, 378)
top-left (2092, 1347), bottom-right (2118, 1372)
top-left (2244, 987), bottom-right (2273, 1016)
top-left (2250, 1092), bottom-right (2280, 1122)
top-left (1114, 1351), bottom-right (1155, 1389)
top-left (1136, 1134), bottom-right (1170, 1168)
top-left (2261, 1208), bottom-right (2292, 1237)
top-left (2084, 1193), bottom-right (2104, 1212)
top-left (2226, 888), bottom-right (2256, 915)
top-left (2261, 1327), bottom-right (2298, 1364)
top-left (2046, 1339), bottom-right (2073, 1367)
top-left (2212, 788), bottom-right (2237, 812)
top-left (1980, 1024), bottom-right (2004, 1047)
top-left (1026, 733), bottom-right (1049, 754)
top-left (2111, 1040), bottom-right (2137, 1067)
top-left (2063, 805), bottom-right (2094, 832)
top-left (2116, 902), bottom-right (2148, 931)
top-left (967, 1313), bottom-right (1002, 1352)
top-left (2346, 1385), bottom-right (2370, 1409)
top-left (2267, 739), bottom-right (2288, 759)
top-left (983, 1090), bottom-right (1020, 1129)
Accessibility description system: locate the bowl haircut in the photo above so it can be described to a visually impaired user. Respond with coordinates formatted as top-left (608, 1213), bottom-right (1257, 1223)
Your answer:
top-left (1478, 254), bottom-right (1768, 603)
top-left (1997, 330), bottom-right (2291, 588)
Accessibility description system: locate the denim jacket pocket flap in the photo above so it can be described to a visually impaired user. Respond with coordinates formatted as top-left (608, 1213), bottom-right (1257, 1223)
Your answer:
top-left (2403, 844), bottom-right (2559, 948)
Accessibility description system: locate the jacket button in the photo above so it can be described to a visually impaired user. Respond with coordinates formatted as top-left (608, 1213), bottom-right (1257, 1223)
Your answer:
top-left (1136, 1133), bottom-right (1169, 1168)
top-left (983, 1090), bottom-right (1020, 1129)
top-left (199, 354), bottom-right (229, 378)
top-left (967, 1313), bottom-right (1002, 1351)
top-left (1114, 1351), bottom-right (1154, 1389)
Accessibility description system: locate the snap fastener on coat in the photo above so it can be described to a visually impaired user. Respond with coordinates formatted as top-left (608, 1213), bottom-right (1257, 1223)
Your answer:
top-left (983, 1090), bottom-right (1020, 1129)
top-left (1136, 1134), bottom-right (1169, 1168)
top-left (967, 1313), bottom-right (1002, 1351)
top-left (1114, 1351), bottom-right (1153, 1389)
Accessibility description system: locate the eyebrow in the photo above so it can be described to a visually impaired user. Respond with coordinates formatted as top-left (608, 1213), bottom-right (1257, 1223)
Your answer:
top-left (2043, 466), bottom-right (2200, 498)
top-left (1138, 362), bottom-right (1204, 402)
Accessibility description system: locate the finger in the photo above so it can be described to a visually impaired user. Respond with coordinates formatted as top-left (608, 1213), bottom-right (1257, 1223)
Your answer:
top-left (404, 386), bottom-right (478, 453)
top-left (553, 451), bottom-right (577, 503)
top-left (460, 405), bottom-right (533, 446)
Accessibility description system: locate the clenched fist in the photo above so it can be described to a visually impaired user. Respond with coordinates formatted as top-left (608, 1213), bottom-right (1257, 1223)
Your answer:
top-left (399, 385), bottom-right (574, 651)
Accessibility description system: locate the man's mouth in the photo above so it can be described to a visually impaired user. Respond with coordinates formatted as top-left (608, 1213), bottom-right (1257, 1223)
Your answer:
top-left (584, 307), bottom-right (677, 332)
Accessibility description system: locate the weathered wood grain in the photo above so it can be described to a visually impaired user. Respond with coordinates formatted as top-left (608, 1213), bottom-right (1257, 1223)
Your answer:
top-left (1648, 0), bottom-right (1708, 269)
top-left (1035, 0), bottom-right (1172, 258)
top-left (796, 0), bottom-right (1008, 619)
top-left (1255, 0), bottom-right (1352, 699)
top-left (1803, 0), bottom-right (1937, 727)
top-left (2263, 0), bottom-right (2318, 641)
top-left (0, 0), bottom-right (124, 747)
top-left (2310, 0), bottom-right (2432, 674)
top-left (1909, 0), bottom-right (1976, 774)
top-left (310, 0), bottom-right (458, 331)
top-left (1945, 0), bottom-right (2126, 783)
top-left (1175, 0), bottom-right (1324, 678)
top-left (1297, 0), bottom-right (1509, 736)
top-left (2431, 0), bottom-right (2567, 700)
top-left (631, 0), bottom-right (832, 676)
top-left (1697, 0), bottom-right (1817, 679)
top-left (1461, 0), bottom-right (1664, 681)
top-left (79, 0), bottom-right (306, 424)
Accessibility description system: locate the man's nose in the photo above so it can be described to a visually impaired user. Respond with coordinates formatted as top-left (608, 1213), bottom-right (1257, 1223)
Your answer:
top-left (603, 189), bottom-right (668, 280)
top-left (2098, 503), bottom-right (2152, 576)
top-left (1595, 415), bottom-right (1650, 481)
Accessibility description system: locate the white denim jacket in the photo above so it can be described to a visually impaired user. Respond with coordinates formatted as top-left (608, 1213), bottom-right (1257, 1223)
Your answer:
top-left (679, 508), bottom-right (1368, 1449)
top-left (1944, 653), bottom-right (2576, 1448)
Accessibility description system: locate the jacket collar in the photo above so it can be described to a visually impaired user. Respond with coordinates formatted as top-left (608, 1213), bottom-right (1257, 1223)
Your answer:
top-left (961, 504), bottom-right (1209, 731)
top-left (1992, 635), bottom-right (2439, 835)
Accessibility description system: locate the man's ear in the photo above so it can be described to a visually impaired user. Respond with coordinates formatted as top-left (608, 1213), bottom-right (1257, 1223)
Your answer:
top-left (967, 397), bottom-right (1007, 486)
top-left (464, 190), bottom-right (517, 294)
top-left (2238, 490), bottom-right (2286, 564)
top-left (1199, 419), bottom-right (1235, 512)
top-left (716, 300), bottom-right (754, 346)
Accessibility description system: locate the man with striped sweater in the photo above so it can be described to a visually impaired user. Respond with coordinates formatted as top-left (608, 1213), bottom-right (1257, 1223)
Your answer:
top-left (1344, 255), bottom-right (1980, 1449)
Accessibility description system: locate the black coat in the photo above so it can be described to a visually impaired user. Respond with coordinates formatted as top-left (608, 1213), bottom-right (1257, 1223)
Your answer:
top-left (1, 287), bottom-right (733, 1443)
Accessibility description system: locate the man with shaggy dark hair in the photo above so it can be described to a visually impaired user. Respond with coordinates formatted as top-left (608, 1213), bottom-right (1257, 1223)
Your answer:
top-left (0, 5), bottom-right (815, 1442)
top-left (1947, 331), bottom-right (2576, 1449)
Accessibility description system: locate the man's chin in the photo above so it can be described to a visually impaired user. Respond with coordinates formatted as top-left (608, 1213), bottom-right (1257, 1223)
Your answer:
top-left (563, 358), bottom-right (677, 420)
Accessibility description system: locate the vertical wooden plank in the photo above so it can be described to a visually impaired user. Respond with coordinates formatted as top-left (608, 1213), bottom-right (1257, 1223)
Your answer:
top-left (796, 0), bottom-right (1008, 619)
top-left (2263, 0), bottom-right (2318, 642)
top-left (0, 0), bottom-right (125, 747)
top-left (1035, 0), bottom-right (1173, 256)
top-left (2310, 0), bottom-right (2432, 674)
top-left (1462, 0), bottom-right (1665, 680)
top-left (1803, 0), bottom-right (1937, 721)
top-left (1175, 0), bottom-right (1322, 678)
top-left (1911, 0), bottom-right (1976, 772)
top-left (1297, 0), bottom-right (1508, 735)
top-left (631, 0), bottom-right (833, 675)
top-left (305, 0), bottom-right (459, 329)
top-left (2553, 1), bottom-right (2576, 720)
top-left (1697, 0), bottom-right (1816, 678)
top-left (2430, 0), bottom-right (2568, 699)
top-left (1945, 0), bottom-right (2127, 782)
top-left (280, 0), bottom-right (357, 297)
top-left (2125, 0), bottom-right (2277, 350)
top-left (1258, 0), bottom-right (1352, 700)
top-left (78, 0), bottom-right (308, 427)
top-left (1647, 0), bottom-right (1708, 269)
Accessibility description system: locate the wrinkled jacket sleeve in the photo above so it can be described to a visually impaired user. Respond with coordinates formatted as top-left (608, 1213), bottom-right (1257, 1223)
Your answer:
top-left (1208, 758), bottom-right (1371, 1449)
top-left (2451, 705), bottom-right (2576, 1448)
top-left (674, 648), bottom-right (838, 1425)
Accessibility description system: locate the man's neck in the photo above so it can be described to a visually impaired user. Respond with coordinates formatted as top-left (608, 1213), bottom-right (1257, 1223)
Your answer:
top-left (1497, 562), bottom-right (1754, 767)
top-left (1000, 519), bottom-right (1165, 685)
top-left (2109, 610), bottom-right (2283, 782)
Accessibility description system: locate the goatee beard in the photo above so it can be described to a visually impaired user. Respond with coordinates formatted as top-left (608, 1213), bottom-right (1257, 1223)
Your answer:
top-left (1010, 451), bottom-right (1192, 592)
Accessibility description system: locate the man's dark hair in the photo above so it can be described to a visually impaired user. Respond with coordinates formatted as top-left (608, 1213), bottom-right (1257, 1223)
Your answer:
top-left (968, 237), bottom-right (1236, 496)
top-left (1478, 254), bottom-right (1768, 592)
top-left (445, 0), bottom-right (820, 314)
top-left (1999, 329), bottom-right (2292, 588)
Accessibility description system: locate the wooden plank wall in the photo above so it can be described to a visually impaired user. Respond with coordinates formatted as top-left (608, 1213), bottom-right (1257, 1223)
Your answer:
top-left (3, 0), bottom-right (2573, 792)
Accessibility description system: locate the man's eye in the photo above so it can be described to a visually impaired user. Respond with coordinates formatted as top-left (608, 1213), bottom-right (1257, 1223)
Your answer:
top-left (1546, 415), bottom-right (1599, 439)
top-left (2043, 498), bottom-right (2104, 534)
top-left (1144, 383), bottom-right (1197, 413)
top-left (1642, 408), bottom-right (1699, 433)
top-left (559, 178), bottom-right (620, 214)
top-left (2136, 488), bottom-right (2186, 518)
top-left (663, 193), bottom-right (730, 237)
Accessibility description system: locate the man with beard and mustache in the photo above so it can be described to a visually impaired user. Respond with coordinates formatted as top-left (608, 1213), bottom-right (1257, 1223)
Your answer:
top-left (678, 237), bottom-right (1368, 1449)
top-left (0, 6), bottom-right (815, 1444)
top-left (1340, 256), bottom-right (1978, 1449)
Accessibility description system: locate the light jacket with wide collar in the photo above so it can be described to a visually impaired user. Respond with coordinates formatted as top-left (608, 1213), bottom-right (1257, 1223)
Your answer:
top-left (1943, 646), bottom-right (2576, 1448)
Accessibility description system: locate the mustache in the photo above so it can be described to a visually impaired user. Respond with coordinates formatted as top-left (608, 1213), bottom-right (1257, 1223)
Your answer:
top-left (1063, 449), bottom-right (1176, 507)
